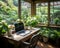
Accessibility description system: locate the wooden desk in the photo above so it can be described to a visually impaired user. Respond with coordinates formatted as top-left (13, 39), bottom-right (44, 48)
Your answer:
top-left (4, 28), bottom-right (40, 48)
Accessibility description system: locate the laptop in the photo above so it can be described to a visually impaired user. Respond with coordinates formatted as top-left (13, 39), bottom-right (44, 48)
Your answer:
top-left (14, 22), bottom-right (24, 32)
top-left (14, 22), bottom-right (31, 36)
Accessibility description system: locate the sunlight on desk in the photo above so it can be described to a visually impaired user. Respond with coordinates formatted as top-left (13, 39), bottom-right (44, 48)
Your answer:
top-left (5, 28), bottom-right (40, 41)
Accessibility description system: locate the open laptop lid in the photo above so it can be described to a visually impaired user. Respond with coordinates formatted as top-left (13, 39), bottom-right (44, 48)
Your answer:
top-left (14, 22), bottom-right (24, 32)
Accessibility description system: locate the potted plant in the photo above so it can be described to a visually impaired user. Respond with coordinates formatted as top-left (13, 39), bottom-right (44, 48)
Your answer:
top-left (40, 27), bottom-right (50, 43)
top-left (49, 30), bottom-right (59, 45)
top-left (25, 16), bottom-right (38, 29)
top-left (42, 30), bottom-right (49, 43)
top-left (56, 31), bottom-right (60, 47)
top-left (50, 30), bottom-right (58, 40)
top-left (8, 24), bottom-right (15, 36)
top-left (43, 36), bottom-right (49, 43)
top-left (0, 20), bottom-right (9, 36)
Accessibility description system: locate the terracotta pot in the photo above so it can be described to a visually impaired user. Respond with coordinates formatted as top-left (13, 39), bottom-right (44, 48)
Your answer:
top-left (43, 37), bottom-right (48, 43)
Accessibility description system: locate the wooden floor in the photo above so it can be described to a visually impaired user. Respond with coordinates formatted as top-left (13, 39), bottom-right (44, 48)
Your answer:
top-left (37, 41), bottom-right (60, 48)
top-left (0, 37), bottom-right (60, 48)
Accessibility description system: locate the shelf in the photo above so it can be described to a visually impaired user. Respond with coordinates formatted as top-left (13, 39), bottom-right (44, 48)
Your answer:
top-left (37, 24), bottom-right (48, 27)
top-left (49, 25), bottom-right (60, 28)
top-left (37, 24), bottom-right (60, 28)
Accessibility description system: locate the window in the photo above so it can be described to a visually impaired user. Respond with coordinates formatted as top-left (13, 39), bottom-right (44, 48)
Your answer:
top-left (0, 0), bottom-right (18, 24)
top-left (50, 1), bottom-right (60, 25)
top-left (36, 3), bottom-right (48, 25)
top-left (21, 0), bottom-right (31, 20)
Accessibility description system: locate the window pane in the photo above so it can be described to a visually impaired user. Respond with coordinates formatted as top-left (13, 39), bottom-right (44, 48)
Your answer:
top-left (50, 1), bottom-right (60, 25)
top-left (36, 3), bottom-right (48, 25)
top-left (21, 0), bottom-right (31, 20)
top-left (0, 0), bottom-right (18, 24)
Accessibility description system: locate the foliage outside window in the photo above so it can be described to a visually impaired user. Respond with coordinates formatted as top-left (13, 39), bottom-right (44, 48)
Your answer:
top-left (36, 3), bottom-right (48, 25)
top-left (21, 1), bottom-right (31, 23)
top-left (50, 1), bottom-right (60, 25)
top-left (0, 0), bottom-right (18, 24)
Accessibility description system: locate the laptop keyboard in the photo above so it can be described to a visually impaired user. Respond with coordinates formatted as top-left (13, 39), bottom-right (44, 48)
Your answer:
top-left (16, 30), bottom-right (31, 36)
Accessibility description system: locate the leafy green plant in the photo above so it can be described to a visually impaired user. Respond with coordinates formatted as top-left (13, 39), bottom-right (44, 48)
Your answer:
top-left (0, 16), bottom-right (2, 22)
top-left (0, 20), bottom-right (9, 35)
top-left (25, 16), bottom-right (38, 27)
top-left (0, 1), bottom-right (18, 24)
top-left (54, 18), bottom-right (60, 25)
top-left (39, 27), bottom-right (50, 38)
top-left (39, 27), bottom-right (60, 40)
top-left (54, 30), bottom-right (60, 38)
top-left (50, 30), bottom-right (58, 40)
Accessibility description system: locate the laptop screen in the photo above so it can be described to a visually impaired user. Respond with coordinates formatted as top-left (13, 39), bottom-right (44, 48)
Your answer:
top-left (14, 22), bottom-right (24, 32)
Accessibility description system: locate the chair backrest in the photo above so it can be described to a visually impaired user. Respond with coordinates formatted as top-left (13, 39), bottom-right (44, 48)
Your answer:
top-left (29, 33), bottom-right (39, 48)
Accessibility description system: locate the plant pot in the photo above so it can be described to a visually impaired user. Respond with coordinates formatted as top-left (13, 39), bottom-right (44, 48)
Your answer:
top-left (43, 37), bottom-right (48, 43)
top-left (38, 35), bottom-right (43, 42)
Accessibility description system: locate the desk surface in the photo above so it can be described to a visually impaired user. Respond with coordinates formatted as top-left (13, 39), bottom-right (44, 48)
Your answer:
top-left (4, 28), bottom-right (40, 42)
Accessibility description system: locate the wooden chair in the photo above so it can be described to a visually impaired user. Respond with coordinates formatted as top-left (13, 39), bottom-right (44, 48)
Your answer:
top-left (21, 33), bottom-right (40, 48)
